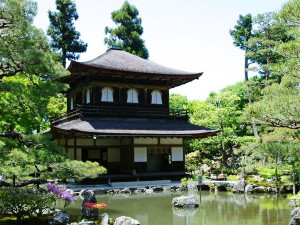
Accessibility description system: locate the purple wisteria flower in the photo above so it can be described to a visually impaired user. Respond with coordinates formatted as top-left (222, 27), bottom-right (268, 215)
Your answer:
top-left (45, 181), bottom-right (76, 208)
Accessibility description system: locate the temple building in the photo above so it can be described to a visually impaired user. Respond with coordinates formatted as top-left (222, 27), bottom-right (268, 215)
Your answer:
top-left (50, 47), bottom-right (219, 181)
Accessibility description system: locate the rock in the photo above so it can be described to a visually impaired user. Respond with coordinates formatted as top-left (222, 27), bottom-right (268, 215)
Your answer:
top-left (253, 186), bottom-right (266, 193)
top-left (69, 219), bottom-right (96, 225)
top-left (289, 207), bottom-right (300, 225)
top-left (48, 210), bottom-right (70, 225)
top-left (114, 216), bottom-right (140, 225)
top-left (134, 188), bottom-right (146, 193)
top-left (80, 190), bottom-right (99, 218)
top-left (152, 186), bottom-right (164, 192)
top-left (100, 213), bottom-right (109, 225)
top-left (119, 188), bottom-right (131, 194)
top-left (145, 189), bottom-right (153, 194)
top-left (232, 180), bottom-right (245, 193)
top-left (266, 187), bottom-right (277, 193)
top-left (172, 195), bottom-right (199, 208)
top-left (245, 184), bottom-right (254, 193)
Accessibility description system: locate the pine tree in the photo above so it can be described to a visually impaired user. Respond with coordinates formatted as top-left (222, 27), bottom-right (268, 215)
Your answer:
top-left (48, 0), bottom-right (87, 67)
top-left (104, 1), bottom-right (149, 59)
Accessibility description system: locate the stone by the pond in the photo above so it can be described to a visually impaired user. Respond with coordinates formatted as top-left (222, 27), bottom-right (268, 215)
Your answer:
top-left (48, 210), bottom-right (70, 225)
top-left (253, 186), bottom-right (266, 193)
top-left (232, 180), bottom-right (245, 193)
top-left (152, 186), bottom-right (164, 192)
top-left (80, 190), bottom-right (99, 218)
top-left (145, 189), bottom-right (153, 194)
top-left (245, 184), bottom-right (254, 193)
top-left (69, 219), bottom-right (96, 225)
top-left (134, 188), bottom-right (146, 193)
top-left (119, 188), bottom-right (131, 194)
top-left (289, 207), bottom-right (300, 225)
top-left (172, 195), bottom-right (199, 208)
top-left (100, 213), bottom-right (109, 225)
top-left (114, 216), bottom-right (140, 225)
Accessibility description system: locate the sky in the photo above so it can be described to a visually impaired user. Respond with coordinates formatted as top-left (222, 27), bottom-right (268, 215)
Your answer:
top-left (33, 0), bottom-right (288, 101)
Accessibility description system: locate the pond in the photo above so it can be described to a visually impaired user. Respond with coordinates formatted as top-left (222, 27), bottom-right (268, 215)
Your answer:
top-left (59, 191), bottom-right (291, 225)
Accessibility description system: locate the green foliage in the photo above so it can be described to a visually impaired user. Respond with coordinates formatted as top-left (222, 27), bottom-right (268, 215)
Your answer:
top-left (0, 134), bottom-right (106, 184)
top-left (169, 94), bottom-right (189, 111)
top-left (51, 160), bottom-right (107, 182)
top-left (230, 14), bottom-right (253, 51)
top-left (288, 192), bottom-right (300, 208)
top-left (104, 1), bottom-right (149, 59)
top-left (0, 187), bottom-right (56, 221)
top-left (227, 175), bottom-right (240, 181)
top-left (258, 167), bottom-right (282, 179)
top-left (185, 151), bottom-right (200, 172)
top-left (48, 0), bottom-right (87, 67)
top-left (0, 0), bottom-right (67, 79)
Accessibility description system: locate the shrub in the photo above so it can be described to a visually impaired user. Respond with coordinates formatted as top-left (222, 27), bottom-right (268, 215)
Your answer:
top-left (0, 187), bottom-right (56, 221)
top-left (227, 175), bottom-right (240, 181)
top-left (258, 167), bottom-right (282, 179)
top-left (288, 192), bottom-right (300, 208)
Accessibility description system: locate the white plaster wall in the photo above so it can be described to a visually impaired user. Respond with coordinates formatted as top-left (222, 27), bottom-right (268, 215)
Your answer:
top-left (160, 138), bottom-right (183, 145)
top-left (134, 138), bottom-right (158, 145)
top-left (108, 148), bottom-right (120, 162)
top-left (68, 148), bottom-right (74, 160)
top-left (76, 148), bottom-right (82, 160)
top-left (134, 147), bottom-right (147, 162)
top-left (96, 139), bottom-right (120, 146)
top-left (171, 147), bottom-right (183, 161)
top-left (77, 139), bottom-right (94, 146)
top-left (68, 138), bottom-right (74, 146)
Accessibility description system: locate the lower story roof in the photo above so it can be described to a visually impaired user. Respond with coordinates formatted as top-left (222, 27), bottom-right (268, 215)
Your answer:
top-left (51, 117), bottom-right (220, 138)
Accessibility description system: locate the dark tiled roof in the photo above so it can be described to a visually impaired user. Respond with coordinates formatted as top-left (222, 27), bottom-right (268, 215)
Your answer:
top-left (68, 48), bottom-right (202, 76)
top-left (52, 117), bottom-right (219, 138)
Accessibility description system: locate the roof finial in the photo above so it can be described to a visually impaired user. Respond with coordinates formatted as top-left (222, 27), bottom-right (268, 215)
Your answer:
top-left (107, 45), bottom-right (123, 51)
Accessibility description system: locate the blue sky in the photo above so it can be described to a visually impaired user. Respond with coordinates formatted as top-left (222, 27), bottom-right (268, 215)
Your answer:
top-left (34, 0), bottom-right (288, 100)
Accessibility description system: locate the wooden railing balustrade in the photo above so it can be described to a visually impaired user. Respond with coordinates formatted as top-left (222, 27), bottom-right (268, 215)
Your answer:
top-left (51, 105), bottom-right (189, 125)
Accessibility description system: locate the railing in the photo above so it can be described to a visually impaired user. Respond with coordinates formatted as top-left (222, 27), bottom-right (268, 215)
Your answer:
top-left (51, 105), bottom-right (189, 125)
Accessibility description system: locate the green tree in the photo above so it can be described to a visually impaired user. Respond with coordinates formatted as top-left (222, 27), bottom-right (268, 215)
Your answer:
top-left (230, 14), bottom-right (253, 82)
top-left (246, 12), bottom-right (293, 81)
top-left (0, 0), bottom-right (65, 80)
top-left (188, 91), bottom-right (255, 171)
top-left (169, 94), bottom-right (189, 111)
top-left (48, 0), bottom-right (87, 67)
top-left (229, 14), bottom-right (261, 140)
top-left (104, 1), bottom-right (149, 59)
top-left (0, 0), bottom-right (105, 187)
top-left (245, 0), bottom-right (300, 132)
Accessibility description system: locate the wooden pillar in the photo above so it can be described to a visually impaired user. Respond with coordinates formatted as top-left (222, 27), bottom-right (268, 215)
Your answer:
top-left (74, 137), bottom-right (77, 160)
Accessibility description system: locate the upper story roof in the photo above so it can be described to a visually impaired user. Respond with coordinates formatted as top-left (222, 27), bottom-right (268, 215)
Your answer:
top-left (61, 47), bottom-right (203, 88)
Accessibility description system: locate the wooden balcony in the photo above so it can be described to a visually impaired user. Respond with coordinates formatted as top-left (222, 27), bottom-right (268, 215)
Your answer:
top-left (51, 105), bottom-right (189, 126)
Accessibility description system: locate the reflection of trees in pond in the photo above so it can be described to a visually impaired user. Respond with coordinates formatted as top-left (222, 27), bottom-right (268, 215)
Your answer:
top-left (56, 191), bottom-right (290, 225)
top-left (172, 206), bottom-right (198, 217)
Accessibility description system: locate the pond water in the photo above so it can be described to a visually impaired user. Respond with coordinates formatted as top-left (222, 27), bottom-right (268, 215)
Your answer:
top-left (60, 191), bottom-right (291, 225)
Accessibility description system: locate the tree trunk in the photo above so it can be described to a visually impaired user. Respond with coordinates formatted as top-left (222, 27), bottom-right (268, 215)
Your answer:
top-left (244, 53), bottom-right (260, 141)
top-left (292, 168), bottom-right (296, 195)
top-left (62, 49), bottom-right (67, 68)
top-left (244, 55), bottom-right (249, 82)
top-left (275, 156), bottom-right (278, 194)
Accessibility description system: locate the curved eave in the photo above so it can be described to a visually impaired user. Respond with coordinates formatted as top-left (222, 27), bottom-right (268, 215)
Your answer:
top-left (51, 126), bottom-right (220, 139)
top-left (61, 61), bottom-right (203, 82)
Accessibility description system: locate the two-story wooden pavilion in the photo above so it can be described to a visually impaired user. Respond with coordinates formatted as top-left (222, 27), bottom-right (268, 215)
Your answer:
top-left (50, 47), bottom-right (219, 181)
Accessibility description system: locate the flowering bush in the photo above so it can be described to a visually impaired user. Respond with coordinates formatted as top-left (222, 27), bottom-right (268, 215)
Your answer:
top-left (0, 186), bottom-right (56, 221)
top-left (45, 181), bottom-right (76, 208)
top-left (85, 203), bottom-right (107, 210)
